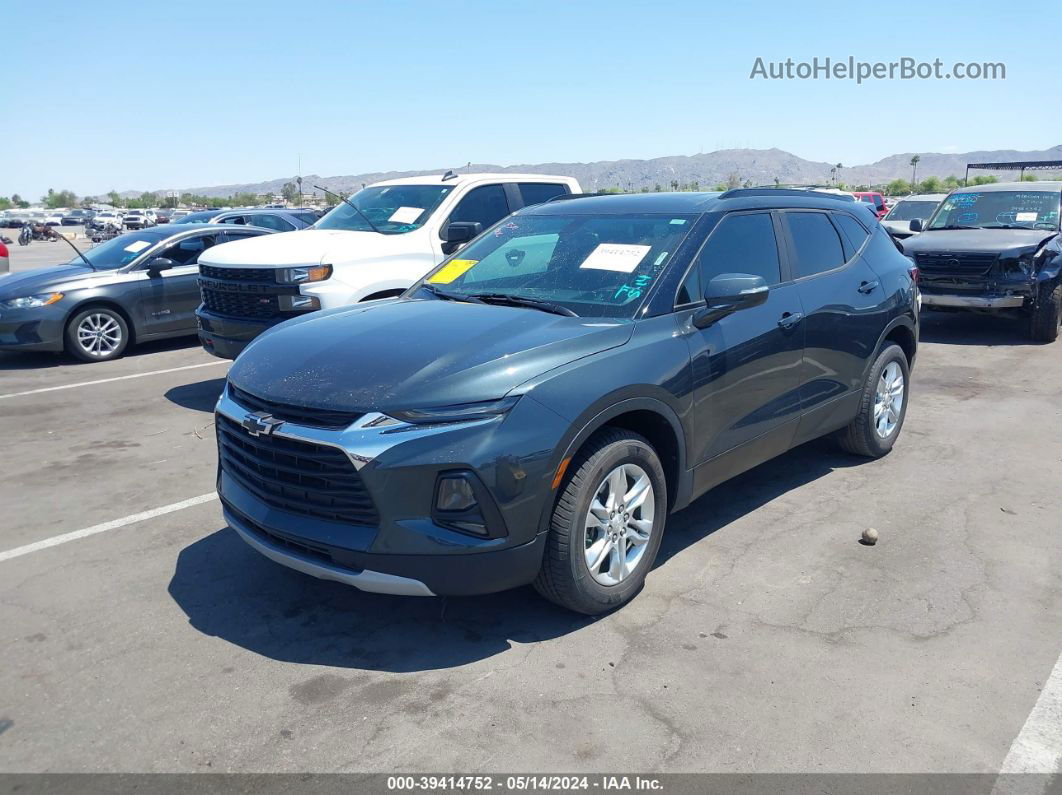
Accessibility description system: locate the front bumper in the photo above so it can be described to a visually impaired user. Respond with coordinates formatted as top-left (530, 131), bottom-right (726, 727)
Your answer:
top-left (214, 385), bottom-right (568, 596)
top-left (920, 292), bottom-right (1027, 309)
top-left (196, 308), bottom-right (282, 359)
top-left (0, 306), bottom-right (65, 352)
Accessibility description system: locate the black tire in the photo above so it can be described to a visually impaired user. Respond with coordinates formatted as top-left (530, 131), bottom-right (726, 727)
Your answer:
top-left (837, 343), bottom-right (910, 458)
top-left (534, 428), bottom-right (668, 615)
top-left (64, 306), bottom-right (130, 362)
top-left (1029, 282), bottom-right (1061, 343)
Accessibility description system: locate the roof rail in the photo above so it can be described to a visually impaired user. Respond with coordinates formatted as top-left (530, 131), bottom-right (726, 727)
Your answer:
top-left (543, 191), bottom-right (616, 203)
top-left (719, 187), bottom-right (855, 202)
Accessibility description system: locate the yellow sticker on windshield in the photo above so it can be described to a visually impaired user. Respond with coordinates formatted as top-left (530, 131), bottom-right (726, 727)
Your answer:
top-left (428, 259), bottom-right (478, 284)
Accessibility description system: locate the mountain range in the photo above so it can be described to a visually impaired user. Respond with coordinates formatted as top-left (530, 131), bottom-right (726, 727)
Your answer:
top-left (113, 145), bottom-right (1062, 199)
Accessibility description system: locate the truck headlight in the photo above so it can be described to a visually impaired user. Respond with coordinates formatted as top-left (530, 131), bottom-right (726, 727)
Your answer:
top-left (278, 294), bottom-right (321, 311)
top-left (278, 265), bottom-right (332, 284)
top-left (0, 292), bottom-right (63, 309)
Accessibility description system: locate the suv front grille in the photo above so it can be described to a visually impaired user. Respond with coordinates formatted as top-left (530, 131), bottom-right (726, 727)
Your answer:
top-left (915, 252), bottom-right (997, 277)
top-left (201, 287), bottom-right (280, 319)
top-left (200, 264), bottom-right (276, 282)
top-left (216, 414), bottom-right (379, 526)
top-left (229, 384), bottom-right (364, 430)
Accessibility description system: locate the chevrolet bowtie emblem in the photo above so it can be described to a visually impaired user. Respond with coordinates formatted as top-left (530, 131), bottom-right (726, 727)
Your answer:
top-left (241, 411), bottom-right (283, 437)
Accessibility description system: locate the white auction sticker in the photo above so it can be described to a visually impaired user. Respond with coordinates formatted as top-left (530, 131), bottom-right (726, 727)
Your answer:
top-left (579, 243), bottom-right (651, 273)
top-left (1015, 212), bottom-right (1038, 222)
top-left (124, 240), bottom-right (151, 253)
top-left (388, 206), bottom-right (424, 224)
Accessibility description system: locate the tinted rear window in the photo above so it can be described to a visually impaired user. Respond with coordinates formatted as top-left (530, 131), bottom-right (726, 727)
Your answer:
top-left (787, 212), bottom-right (846, 278)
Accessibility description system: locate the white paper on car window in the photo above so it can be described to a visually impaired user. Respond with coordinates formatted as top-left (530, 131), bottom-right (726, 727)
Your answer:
top-left (388, 206), bottom-right (423, 224)
top-left (579, 243), bottom-right (651, 273)
top-left (1015, 212), bottom-right (1038, 222)
top-left (124, 240), bottom-right (151, 253)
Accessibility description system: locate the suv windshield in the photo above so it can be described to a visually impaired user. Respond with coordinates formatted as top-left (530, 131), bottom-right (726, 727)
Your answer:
top-left (887, 200), bottom-right (940, 221)
top-left (414, 213), bottom-right (697, 319)
top-left (927, 191), bottom-right (1061, 230)
top-left (70, 232), bottom-right (162, 269)
top-left (315, 185), bottom-right (453, 234)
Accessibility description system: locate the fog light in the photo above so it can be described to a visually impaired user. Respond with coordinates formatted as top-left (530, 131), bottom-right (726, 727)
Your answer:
top-left (436, 475), bottom-right (477, 512)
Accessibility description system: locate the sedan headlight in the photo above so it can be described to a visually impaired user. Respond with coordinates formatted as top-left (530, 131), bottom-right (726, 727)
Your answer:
top-left (0, 292), bottom-right (63, 309)
top-left (278, 265), bottom-right (332, 284)
top-left (388, 396), bottom-right (520, 424)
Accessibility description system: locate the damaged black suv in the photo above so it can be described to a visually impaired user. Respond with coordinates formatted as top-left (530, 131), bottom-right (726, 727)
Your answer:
top-left (900, 182), bottom-right (1062, 341)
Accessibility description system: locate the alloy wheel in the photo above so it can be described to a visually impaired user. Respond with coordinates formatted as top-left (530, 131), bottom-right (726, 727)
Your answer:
top-left (77, 313), bottom-right (122, 357)
top-left (874, 361), bottom-right (905, 439)
top-left (583, 463), bottom-right (655, 586)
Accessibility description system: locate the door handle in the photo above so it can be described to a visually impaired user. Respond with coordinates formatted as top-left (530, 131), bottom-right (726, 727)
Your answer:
top-left (857, 280), bottom-right (880, 294)
top-left (778, 311), bottom-right (804, 329)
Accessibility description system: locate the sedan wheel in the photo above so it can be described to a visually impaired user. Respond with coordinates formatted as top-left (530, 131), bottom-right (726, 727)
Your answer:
top-left (65, 307), bottom-right (130, 362)
top-left (583, 463), bottom-right (655, 586)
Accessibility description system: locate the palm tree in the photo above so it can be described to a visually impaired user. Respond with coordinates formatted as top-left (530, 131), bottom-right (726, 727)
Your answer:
top-left (910, 155), bottom-right (921, 189)
top-left (835, 163), bottom-right (843, 185)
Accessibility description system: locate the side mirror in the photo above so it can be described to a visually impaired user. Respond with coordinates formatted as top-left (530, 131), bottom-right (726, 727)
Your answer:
top-left (909, 218), bottom-right (923, 233)
top-left (442, 221), bottom-right (482, 244)
top-left (146, 257), bottom-right (175, 273)
top-left (693, 273), bottom-right (769, 329)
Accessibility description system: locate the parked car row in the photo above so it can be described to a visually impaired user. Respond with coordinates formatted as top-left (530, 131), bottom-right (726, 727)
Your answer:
top-left (2, 176), bottom-right (1059, 614)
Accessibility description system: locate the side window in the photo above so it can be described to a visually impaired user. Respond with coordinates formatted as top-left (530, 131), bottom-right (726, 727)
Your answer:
top-left (159, 234), bottom-right (217, 266)
top-left (786, 212), bottom-right (846, 278)
top-left (251, 214), bottom-right (294, 231)
top-left (833, 213), bottom-right (869, 256)
top-left (678, 213), bottom-right (780, 305)
top-left (446, 185), bottom-right (510, 233)
top-left (518, 183), bottom-right (569, 208)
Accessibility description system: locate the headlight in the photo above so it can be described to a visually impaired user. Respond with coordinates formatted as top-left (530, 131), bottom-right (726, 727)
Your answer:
top-left (0, 292), bottom-right (63, 309)
top-left (388, 396), bottom-right (520, 424)
top-left (278, 265), bottom-right (332, 284)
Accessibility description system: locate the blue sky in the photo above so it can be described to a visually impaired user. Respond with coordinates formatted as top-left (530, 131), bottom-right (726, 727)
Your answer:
top-left (5, 0), bottom-right (1059, 199)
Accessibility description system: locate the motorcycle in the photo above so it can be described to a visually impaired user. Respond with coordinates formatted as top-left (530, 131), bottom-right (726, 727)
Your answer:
top-left (18, 224), bottom-right (32, 246)
top-left (90, 223), bottom-right (122, 243)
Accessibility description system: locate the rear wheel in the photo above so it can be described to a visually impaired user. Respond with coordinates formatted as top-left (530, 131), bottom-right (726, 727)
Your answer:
top-left (65, 307), bottom-right (129, 362)
top-left (534, 428), bottom-right (667, 615)
top-left (837, 343), bottom-right (909, 458)
top-left (1029, 283), bottom-right (1061, 343)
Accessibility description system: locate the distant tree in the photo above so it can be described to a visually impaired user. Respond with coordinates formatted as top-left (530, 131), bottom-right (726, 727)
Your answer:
top-left (713, 183), bottom-right (727, 192)
top-left (0, 197), bottom-right (11, 210)
top-left (725, 173), bottom-right (741, 190)
top-left (971, 175), bottom-right (999, 186)
top-left (885, 178), bottom-right (912, 196)
top-left (653, 183), bottom-right (663, 192)
top-left (909, 155), bottom-right (921, 187)
top-left (943, 175), bottom-right (961, 190)
top-left (42, 188), bottom-right (78, 209)
top-left (1020, 173), bottom-right (1038, 182)
top-left (690, 180), bottom-right (700, 192)
top-left (107, 190), bottom-right (122, 207)
top-left (11, 193), bottom-right (23, 206)
top-left (80, 196), bottom-right (95, 208)
top-left (669, 180), bottom-right (679, 191)
top-left (773, 177), bottom-right (780, 187)
top-left (918, 176), bottom-right (944, 193)
top-left (281, 181), bottom-right (300, 204)
top-left (742, 179), bottom-right (753, 188)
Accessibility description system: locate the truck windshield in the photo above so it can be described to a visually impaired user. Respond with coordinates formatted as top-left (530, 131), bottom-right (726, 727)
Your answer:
top-left (927, 191), bottom-right (1061, 231)
top-left (413, 213), bottom-right (697, 319)
top-left (887, 200), bottom-right (940, 221)
top-left (315, 185), bottom-right (454, 234)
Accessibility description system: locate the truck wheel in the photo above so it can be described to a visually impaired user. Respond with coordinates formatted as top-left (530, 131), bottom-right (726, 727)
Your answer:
top-left (837, 343), bottom-right (909, 458)
top-left (534, 428), bottom-right (667, 615)
top-left (1029, 283), bottom-right (1062, 343)
top-left (65, 307), bottom-right (129, 362)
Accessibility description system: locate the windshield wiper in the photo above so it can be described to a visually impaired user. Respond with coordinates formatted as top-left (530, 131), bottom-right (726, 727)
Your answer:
top-left (419, 283), bottom-right (485, 304)
top-left (314, 184), bottom-right (382, 234)
top-left (470, 292), bottom-right (578, 317)
top-left (932, 224), bottom-right (981, 231)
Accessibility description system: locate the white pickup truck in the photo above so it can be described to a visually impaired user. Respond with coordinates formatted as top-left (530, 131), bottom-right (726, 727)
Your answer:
top-left (195, 172), bottom-right (580, 358)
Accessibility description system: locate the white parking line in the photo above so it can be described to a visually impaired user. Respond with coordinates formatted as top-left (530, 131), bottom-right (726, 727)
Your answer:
top-left (0, 493), bottom-right (218, 563)
top-left (0, 361), bottom-right (227, 400)
top-left (993, 651), bottom-right (1062, 794)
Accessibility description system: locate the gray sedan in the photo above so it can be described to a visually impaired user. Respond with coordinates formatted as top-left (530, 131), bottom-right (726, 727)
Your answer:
top-left (0, 223), bottom-right (274, 362)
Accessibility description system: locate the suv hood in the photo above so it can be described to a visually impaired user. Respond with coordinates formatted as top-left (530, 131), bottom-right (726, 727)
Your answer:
top-left (200, 228), bottom-right (404, 268)
top-left (0, 264), bottom-right (106, 297)
top-left (227, 298), bottom-right (633, 413)
top-left (901, 228), bottom-right (1058, 257)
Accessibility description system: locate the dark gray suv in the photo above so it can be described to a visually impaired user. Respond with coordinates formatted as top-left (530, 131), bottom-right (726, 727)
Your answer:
top-left (215, 191), bottom-right (919, 614)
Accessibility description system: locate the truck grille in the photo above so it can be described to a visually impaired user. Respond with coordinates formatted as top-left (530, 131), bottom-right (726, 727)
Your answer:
top-left (914, 252), bottom-right (997, 277)
top-left (200, 287), bottom-right (280, 319)
top-left (217, 414), bottom-right (379, 526)
top-left (200, 264), bottom-right (276, 283)
top-left (229, 384), bottom-right (364, 430)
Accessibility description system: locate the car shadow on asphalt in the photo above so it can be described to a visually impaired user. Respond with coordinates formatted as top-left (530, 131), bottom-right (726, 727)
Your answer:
top-left (918, 310), bottom-right (1038, 346)
top-left (0, 336), bottom-right (203, 371)
top-left (167, 439), bottom-right (860, 673)
top-left (164, 377), bottom-right (227, 413)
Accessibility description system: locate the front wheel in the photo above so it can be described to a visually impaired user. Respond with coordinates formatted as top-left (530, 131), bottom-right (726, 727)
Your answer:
top-left (1029, 283), bottom-right (1061, 343)
top-left (65, 307), bottom-right (130, 362)
top-left (534, 428), bottom-right (667, 615)
top-left (837, 343), bottom-right (910, 458)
